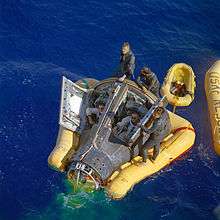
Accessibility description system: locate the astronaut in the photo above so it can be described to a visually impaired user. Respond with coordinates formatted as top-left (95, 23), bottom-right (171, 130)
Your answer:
top-left (112, 108), bottom-right (141, 145)
top-left (86, 100), bottom-right (106, 127)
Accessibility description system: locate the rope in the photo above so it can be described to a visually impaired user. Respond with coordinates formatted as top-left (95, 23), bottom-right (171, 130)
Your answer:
top-left (172, 126), bottom-right (195, 134)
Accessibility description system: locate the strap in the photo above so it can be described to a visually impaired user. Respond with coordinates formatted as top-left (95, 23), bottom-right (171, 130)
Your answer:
top-left (172, 126), bottom-right (195, 134)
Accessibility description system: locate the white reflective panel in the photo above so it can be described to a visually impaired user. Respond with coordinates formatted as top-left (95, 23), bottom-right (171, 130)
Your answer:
top-left (69, 94), bottom-right (82, 116)
top-left (59, 76), bottom-right (89, 131)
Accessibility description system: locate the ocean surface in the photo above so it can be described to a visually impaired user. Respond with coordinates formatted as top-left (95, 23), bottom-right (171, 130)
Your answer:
top-left (0, 0), bottom-right (220, 219)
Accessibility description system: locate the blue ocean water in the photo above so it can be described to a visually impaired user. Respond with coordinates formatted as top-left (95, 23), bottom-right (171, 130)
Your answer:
top-left (0, 0), bottom-right (220, 219)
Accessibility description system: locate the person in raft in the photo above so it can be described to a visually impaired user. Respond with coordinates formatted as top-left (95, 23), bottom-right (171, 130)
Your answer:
top-left (114, 42), bottom-right (136, 82)
top-left (136, 67), bottom-right (160, 97)
top-left (171, 81), bottom-right (191, 97)
top-left (138, 103), bottom-right (171, 162)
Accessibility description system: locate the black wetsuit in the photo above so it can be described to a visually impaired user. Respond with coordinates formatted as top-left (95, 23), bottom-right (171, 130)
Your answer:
top-left (115, 51), bottom-right (135, 79)
top-left (137, 72), bottom-right (160, 97)
top-left (139, 110), bottom-right (171, 161)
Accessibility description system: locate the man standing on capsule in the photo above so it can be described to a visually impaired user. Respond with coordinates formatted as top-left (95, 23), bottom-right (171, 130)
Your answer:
top-left (114, 42), bottom-right (136, 81)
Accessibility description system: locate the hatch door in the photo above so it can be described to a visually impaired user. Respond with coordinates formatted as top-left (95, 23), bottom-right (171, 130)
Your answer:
top-left (59, 76), bottom-right (89, 132)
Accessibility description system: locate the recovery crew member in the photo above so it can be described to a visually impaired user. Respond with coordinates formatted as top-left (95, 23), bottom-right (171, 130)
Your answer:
top-left (114, 42), bottom-right (136, 82)
top-left (139, 104), bottom-right (171, 162)
top-left (137, 67), bottom-right (160, 97)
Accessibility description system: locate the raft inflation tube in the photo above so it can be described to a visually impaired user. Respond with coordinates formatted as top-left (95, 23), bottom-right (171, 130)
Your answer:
top-left (48, 77), bottom-right (196, 200)
top-left (48, 127), bottom-right (80, 172)
top-left (205, 60), bottom-right (220, 156)
top-left (106, 112), bottom-right (195, 199)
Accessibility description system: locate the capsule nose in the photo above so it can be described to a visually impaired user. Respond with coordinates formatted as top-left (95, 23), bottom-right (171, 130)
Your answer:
top-left (67, 162), bottom-right (101, 190)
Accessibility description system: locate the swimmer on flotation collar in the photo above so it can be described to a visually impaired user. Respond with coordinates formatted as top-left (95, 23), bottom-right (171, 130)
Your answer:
top-left (114, 42), bottom-right (136, 82)
top-left (136, 67), bottom-right (160, 97)
top-left (139, 103), bottom-right (171, 162)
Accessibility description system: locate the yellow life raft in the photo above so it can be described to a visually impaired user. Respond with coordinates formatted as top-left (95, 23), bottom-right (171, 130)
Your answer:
top-left (106, 112), bottom-right (195, 199)
top-left (48, 112), bottom-right (195, 200)
top-left (160, 63), bottom-right (196, 107)
top-left (205, 60), bottom-right (220, 156)
top-left (48, 77), bottom-right (195, 200)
